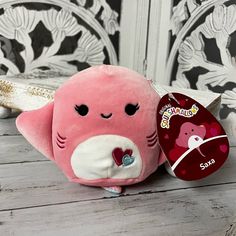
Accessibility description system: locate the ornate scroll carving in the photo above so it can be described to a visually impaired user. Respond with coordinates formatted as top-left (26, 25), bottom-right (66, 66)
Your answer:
top-left (171, 0), bottom-right (210, 35)
top-left (168, 1), bottom-right (236, 142)
top-left (0, 0), bottom-right (119, 76)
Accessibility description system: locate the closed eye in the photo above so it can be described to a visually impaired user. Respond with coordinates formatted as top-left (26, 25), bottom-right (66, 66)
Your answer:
top-left (125, 103), bottom-right (140, 116)
top-left (75, 104), bottom-right (89, 116)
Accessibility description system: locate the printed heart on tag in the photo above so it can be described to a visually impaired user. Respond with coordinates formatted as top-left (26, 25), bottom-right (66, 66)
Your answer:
top-left (179, 99), bottom-right (186, 107)
top-left (157, 93), bottom-right (229, 181)
top-left (164, 134), bottom-right (169, 139)
top-left (210, 128), bottom-right (218, 136)
top-left (112, 148), bottom-right (133, 166)
top-left (220, 144), bottom-right (228, 153)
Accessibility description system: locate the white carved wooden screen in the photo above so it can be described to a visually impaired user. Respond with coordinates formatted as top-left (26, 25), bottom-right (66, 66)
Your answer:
top-left (0, 0), bottom-right (229, 142)
top-left (147, 0), bottom-right (236, 145)
top-left (0, 0), bottom-right (150, 117)
top-left (0, 0), bottom-right (121, 76)
top-left (0, 0), bottom-right (149, 76)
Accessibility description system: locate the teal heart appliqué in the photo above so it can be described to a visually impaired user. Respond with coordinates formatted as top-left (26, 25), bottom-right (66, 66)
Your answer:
top-left (122, 154), bottom-right (135, 166)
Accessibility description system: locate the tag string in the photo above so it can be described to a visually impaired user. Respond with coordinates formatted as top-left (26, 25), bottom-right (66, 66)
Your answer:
top-left (168, 93), bottom-right (180, 105)
top-left (154, 84), bottom-right (180, 105)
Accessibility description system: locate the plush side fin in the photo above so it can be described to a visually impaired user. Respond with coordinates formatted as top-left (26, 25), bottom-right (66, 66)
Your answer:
top-left (158, 150), bottom-right (167, 166)
top-left (16, 102), bottom-right (54, 161)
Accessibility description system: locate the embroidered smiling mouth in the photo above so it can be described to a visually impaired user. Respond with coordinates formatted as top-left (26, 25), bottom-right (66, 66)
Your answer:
top-left (101, 113), bottom-right (112, 119)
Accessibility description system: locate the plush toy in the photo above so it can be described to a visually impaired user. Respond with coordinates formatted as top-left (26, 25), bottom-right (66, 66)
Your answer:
top-left (16, 65), bottom-right (166, 194)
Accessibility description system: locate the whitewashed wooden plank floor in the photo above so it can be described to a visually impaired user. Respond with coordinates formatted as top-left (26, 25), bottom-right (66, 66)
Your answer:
top-left (0, 118), bottom-right (236, 236)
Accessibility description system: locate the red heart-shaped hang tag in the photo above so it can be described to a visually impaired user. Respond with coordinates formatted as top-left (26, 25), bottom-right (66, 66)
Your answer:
top-left (157, 93), bottom-right (229, 181)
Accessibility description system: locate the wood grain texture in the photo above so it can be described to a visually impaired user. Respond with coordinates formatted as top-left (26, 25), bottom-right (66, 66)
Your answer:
top-left (0, 147), bottom-right (235, 211)
top-left (0, 117), bottom-right (235, 236)
top-left (0, 117), bottom-right (20, 136)
top-left (0, 136), bottom-right (46, 164)
top-left (0, 184), bottom-right (235, 236)
top-left (225, 221), bottom-right (236, 236)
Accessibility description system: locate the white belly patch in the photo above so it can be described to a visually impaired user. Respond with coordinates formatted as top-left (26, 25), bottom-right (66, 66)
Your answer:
top-left (70, 135), bottom-right (142, 180)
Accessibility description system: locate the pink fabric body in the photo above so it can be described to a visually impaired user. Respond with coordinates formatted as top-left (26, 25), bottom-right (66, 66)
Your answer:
top-left (16, 65), bottom-right (166, 187)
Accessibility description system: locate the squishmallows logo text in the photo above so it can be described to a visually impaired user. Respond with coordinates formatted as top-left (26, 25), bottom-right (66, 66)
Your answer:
top-left (160, 104), bottom-right (199, 129)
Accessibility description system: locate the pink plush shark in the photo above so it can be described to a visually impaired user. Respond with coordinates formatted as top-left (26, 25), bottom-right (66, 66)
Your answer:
top-left (16, 65), bottom-right (165, 193)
